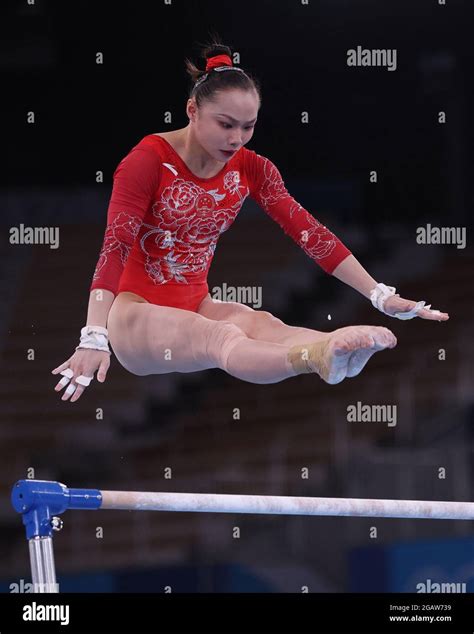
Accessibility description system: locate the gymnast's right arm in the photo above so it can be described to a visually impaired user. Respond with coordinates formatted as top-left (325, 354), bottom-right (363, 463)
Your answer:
top-left (51, 145), bottom-right (161, 402)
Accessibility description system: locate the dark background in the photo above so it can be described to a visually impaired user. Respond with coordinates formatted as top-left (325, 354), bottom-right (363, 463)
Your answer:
top-left (1, 0), bottom-right (473, 595)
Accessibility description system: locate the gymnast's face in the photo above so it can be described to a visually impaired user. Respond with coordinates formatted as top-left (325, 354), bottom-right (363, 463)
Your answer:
top-left (190, 89), bottom-right (260, 162)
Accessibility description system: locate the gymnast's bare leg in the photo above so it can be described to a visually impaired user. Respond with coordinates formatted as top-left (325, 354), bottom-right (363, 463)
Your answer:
top-left (107, 292), bottom-right (396, 385)
top-left (197, 294), bottom-right (397, 382)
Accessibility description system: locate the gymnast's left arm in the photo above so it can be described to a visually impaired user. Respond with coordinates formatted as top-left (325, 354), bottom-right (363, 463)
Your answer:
top-left (246, 150), bottom-right (449, 322)
top-left (331, 256), bottom-right (449, 321)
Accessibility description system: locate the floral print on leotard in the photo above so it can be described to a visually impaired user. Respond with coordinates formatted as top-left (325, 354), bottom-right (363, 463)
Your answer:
top-left (90, 135), bottom-right (351, 302)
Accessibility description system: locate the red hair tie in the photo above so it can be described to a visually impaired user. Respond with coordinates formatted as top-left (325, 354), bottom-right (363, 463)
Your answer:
top-left (206, 54), bottom-right (233, 71)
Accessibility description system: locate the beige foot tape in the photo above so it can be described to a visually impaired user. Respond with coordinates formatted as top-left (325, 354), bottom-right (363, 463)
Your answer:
top-left (287, 339), bottom-right (331, 381)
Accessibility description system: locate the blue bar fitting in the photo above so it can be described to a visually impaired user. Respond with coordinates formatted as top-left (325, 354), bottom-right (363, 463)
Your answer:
top-left (11, 480), bottom-right (102, 539)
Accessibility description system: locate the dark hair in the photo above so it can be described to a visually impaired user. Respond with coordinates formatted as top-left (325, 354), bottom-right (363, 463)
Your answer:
top-left (185, 34), bottom-right (262, 109)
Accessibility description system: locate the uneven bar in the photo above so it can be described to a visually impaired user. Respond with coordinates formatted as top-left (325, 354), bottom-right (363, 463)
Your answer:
top-left (100, 491), bottom-right (474, 520)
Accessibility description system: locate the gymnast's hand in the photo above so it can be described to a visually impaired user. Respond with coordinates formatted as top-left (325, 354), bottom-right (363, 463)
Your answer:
top-left (383, 295), bottom-right (449, 321)
top-left (51, 349), bottom-right (111, 402)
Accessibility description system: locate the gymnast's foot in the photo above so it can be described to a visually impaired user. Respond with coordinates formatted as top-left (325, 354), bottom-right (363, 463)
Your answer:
top-left (287, 325), bottom-right (397, 384)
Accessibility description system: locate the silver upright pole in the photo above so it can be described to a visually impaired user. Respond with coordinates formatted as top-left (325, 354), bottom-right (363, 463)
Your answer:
top-left (28, 536), bottom-right (59, 593)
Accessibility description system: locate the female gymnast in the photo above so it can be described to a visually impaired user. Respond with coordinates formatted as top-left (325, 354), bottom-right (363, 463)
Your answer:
top-left (52, 40), bottom-right (449, 403)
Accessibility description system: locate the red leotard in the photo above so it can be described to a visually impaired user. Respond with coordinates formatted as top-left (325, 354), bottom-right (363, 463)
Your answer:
top-left (90, 134), bottom-right (352, 312)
